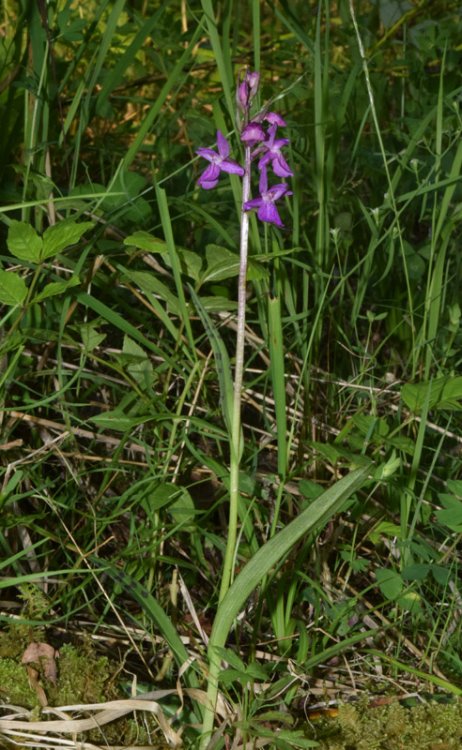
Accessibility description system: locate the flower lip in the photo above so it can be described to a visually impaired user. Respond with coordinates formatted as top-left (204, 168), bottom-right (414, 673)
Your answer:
top-left (244, 166), bottom-right (292, 227)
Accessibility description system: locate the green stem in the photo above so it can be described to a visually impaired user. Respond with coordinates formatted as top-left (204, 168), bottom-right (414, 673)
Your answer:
top-left (218, 145), bottom-right (251, 603)
top-left (200, 144), bottom-right (251, 749)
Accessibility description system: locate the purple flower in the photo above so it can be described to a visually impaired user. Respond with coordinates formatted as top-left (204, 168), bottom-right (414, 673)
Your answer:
top-left (241, 122), bottom-right (266, 147)
top-left (244, 166), bottom-right (292, 227)
top-left (196, 131), bottom-right (244, 190)
top-left (257, 123), bottom-right (293, 178)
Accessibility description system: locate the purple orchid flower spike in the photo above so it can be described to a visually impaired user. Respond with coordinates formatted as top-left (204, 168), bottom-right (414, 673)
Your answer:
top-left (244, 166), bottom-right (292, 227)
top-left (196, 130), bottom-right (244, 190)
top-left (257, 123), bottom-right (293, 178)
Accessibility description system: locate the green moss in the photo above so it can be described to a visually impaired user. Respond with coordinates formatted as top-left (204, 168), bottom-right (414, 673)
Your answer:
top-left (48, 642), bottom-right (114, 705)
top-left (0, 626), bottom-right (167, 747)
top-left (307, 698), bottom-right (462, 750)
top-left (0, 658), bottom-right (40, 708)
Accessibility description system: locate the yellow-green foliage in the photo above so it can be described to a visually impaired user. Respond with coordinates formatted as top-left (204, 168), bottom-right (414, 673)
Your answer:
top-left (310, 698), bottom-right (462, 750)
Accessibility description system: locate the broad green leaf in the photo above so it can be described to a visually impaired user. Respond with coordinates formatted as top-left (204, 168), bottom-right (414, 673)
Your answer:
top-left (446, 479), bottom-right (462, 497)
top-left (203, 244), bottom-right (238, 282)
top-left (121, 269), bottom-right (181, 316)
top-left (80, 322), bottom-right (106, 352)
top-left (402, 564), bottom-right (429, 582)
top-left (42, 220), bottom-right (93, 259)
top-left (33, 276), bottom-right (80, 302)
top-left (396, 591), bottom-right (422, 614)
top-left (368, 521), bottom-right (402, 545)
top-left (173, 247), bottom-right (202, 281)
top-left (401, 376), bottom-right (462, 412)
top-left (208, 465), bottom-right (371, 657)
top-left (0, 270), bottom-right (27, 306)
top-left (150, 483), bottom-right (195, 528)
top-left (7, 221), bottom-right (43, 262)
top-left (435, 495), bottom-right (462, 532)
top-left (375, 567), bottom-right (403, 600)
top-left (121, 335), bottom-right (154, 389)
top-left (124, 231), bottom-right (167, 254)
top-left (168, 487), bottom-right (195, 528)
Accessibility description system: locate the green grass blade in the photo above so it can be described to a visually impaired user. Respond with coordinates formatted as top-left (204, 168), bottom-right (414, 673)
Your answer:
top-left (268, 295), bottom-right (287, 479)
top-left (154, 183), bottom-right (196, 355)
top-left (123, 23), bottom-right (202, 169)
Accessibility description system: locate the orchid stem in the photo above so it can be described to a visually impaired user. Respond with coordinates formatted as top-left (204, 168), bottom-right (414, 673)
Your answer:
top-left (218, 145), bottom-right (251, 603)
top-left (200, 147), bottom-right (251, 749)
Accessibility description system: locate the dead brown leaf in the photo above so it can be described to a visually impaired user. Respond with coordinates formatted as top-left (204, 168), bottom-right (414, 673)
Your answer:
top-left (21, 642), bottom-right (58, 685)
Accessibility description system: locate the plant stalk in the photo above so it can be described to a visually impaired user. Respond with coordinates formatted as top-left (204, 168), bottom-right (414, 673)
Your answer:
top-left (200, 144), bottom-right (252, 748)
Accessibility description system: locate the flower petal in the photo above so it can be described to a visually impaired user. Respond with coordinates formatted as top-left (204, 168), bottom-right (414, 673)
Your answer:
top-left (264, 112), bottom-right (287, 127)
top-left (198, 175), bottom-right (220, 190)
top-left (244, 197), bottom-right (264, 211)
top-left (272, 154), bottom-right (293, 178)
top-left (216, 130), bottom-right (230, 159)
top-left (196, 147), bottom-right (219, 163)
top-left (198, 163), bottom-right (221, 189)
top-left (267, 183), bottom-right (292, 201)
top-left (258, 202), bottom-right (284, 227)
top-left (220, 159), bottom-right (245, 176)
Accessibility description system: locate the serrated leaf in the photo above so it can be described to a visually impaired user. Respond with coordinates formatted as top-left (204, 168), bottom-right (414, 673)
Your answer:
top-left (42, 220), bottom-right (93, 259)
top-left (33, 276), bottom-right (80, 302)
top-left (7, 221), bottom-right (43, 262)
top-left (0, 269), bottom-right (28, 306)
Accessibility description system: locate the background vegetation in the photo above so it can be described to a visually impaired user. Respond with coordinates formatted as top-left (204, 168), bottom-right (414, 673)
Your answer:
top-left (1, 0), bottom-right (462, 747)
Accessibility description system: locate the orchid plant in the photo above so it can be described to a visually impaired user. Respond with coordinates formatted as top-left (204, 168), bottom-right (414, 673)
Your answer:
top-left (196, 71), bottom-right (293, 608)
top-left (195, 70), bottom-right (293, 746)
